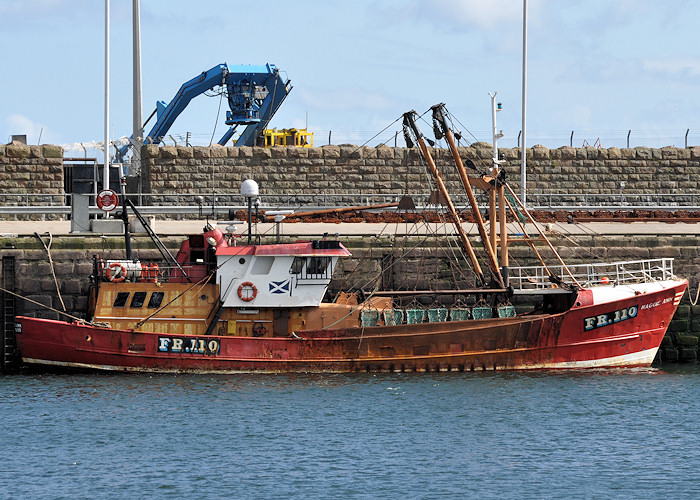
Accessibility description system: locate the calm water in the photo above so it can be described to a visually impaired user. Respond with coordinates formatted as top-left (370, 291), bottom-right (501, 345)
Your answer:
top-left (2, 366), bottom-right (700, 499)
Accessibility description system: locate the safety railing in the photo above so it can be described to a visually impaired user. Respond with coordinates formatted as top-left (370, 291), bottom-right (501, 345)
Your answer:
top-left (508, 258), bottom-right (676, 290)
top-left (3, 191), bottom-right (700, 219)
top-left (99, 259), bottom-right (210, 285)
top-left (527, 192), bottom-right (700, 210)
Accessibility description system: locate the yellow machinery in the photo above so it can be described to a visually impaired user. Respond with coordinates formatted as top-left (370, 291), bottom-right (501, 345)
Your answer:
top-left (262, 128), bottom-right (313, 148)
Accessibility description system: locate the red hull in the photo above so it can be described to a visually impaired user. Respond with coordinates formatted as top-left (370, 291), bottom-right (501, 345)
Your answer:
top-left (15, 280), bottom-right (687, 373)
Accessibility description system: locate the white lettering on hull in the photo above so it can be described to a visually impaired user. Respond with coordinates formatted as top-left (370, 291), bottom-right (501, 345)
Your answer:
top-left (584, 306), bottom-right (638, 331)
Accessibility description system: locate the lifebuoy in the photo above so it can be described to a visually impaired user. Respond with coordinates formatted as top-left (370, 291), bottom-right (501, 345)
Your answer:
top-left (96, 189), bottom-right (119, 212)
top-left (238, 281), bottom-right (257, 301)
top-left (106, 262), bottom-right (126, 282)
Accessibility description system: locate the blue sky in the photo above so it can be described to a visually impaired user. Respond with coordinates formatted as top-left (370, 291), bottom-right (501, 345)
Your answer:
top-left (1, 0), bottom-right (699, 153)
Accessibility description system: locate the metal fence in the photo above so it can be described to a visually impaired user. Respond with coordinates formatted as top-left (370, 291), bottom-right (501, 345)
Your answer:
top-left (315, 128), bottom-right (700, 150)
top-left (2, 191), bottom-right (700, 219)
top-left (526, 192), bottom-right (700, 210)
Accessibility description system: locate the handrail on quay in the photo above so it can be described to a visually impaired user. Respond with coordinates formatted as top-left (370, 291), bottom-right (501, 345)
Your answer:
top-left (2, 191), bottom-right (700, 219)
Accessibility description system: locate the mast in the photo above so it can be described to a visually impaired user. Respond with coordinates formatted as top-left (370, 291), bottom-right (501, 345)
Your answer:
top-left (431, 104), bottom-right (504, 287)
top-left (488, 93), bottom-right (509, 284)
top-left (521, 0), bottom-right (528, 204)
top-left (402, 111), bottom-right (487, 287)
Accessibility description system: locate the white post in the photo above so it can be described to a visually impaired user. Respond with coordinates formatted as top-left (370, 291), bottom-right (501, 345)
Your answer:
top-left (132, 0), bottom-right (143, 175)
top-left (521, 0), bottom-right (528, 204)
top-left (489, 91), bottom-right (503, 170)
top-left (104, 0), bottom-right (110, 192)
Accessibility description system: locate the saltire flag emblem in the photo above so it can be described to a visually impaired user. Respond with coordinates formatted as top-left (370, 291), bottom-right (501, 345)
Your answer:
top-left (269, 280), bottom-right (290, 294)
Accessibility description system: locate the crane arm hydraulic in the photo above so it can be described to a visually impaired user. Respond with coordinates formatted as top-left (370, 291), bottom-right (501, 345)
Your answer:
top-left (118, 62), bottom-right (291, 161)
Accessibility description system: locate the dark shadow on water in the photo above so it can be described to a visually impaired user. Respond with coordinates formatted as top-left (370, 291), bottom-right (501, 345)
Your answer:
top-left (4, 362), bottom-right (698, 400)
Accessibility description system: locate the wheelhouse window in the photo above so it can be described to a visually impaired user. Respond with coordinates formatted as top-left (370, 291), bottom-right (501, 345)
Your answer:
top-left (307, 257), bottom-right (330, 276)
top-left (290, 256), bottom-right (332, 279)
top-left (290, 257), bottom-right (305, 275)
top-left (113, 292), bottom-right (130, 308)
top-left (251, 256), bottom-right (274, 275)
top-left (147, 292), bottom-right (165, 308)
top-left (130, 291), bottom-right (148, 308)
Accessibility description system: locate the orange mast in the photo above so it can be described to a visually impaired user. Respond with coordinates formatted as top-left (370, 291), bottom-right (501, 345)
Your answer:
top-left (402, 111), bottom-right (487, 287)
top-left (431, 104), bottom-right (504, 288)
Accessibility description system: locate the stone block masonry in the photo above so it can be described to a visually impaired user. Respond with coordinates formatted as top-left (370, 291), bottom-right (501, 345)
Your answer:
top-left (139, 143), bottom-right (700, 200)
top-left (0, 143), bottom-right (64, 219)
top-left (3, 143), bottom-right (700, 212)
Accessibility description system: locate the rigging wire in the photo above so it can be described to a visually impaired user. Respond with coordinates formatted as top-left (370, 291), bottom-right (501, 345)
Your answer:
top-left (0, 286), bottom-right (83, 323)
top-left (131, 271), bottom-right (216, 331)
top-left (208, 83), bottom-right (226, 146)
top-left (400, 109), bottom-right (482, 286)
top-left (245, 114), bottom-right (407, 241)
top-left (446, 112), bottom-right (480, 145)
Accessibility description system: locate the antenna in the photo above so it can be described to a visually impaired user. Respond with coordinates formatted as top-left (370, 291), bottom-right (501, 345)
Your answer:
top-left (489, 92), bottom-right (504, 173)
top-left (267, 210), bottom-right (294, 243)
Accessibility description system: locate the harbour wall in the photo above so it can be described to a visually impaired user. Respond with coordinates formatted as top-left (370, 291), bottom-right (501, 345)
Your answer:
top-left (1, 232), bottom-right (699, 364)
top-left (3, 143), bottom-right (700, 209)
top-left (140, 143), bottom-right (700, 201)
top-left (0, 143), bottom-right (64, 209)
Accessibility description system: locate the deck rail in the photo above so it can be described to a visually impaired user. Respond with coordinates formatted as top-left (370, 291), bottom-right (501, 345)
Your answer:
top-left (508, 258), bottom-right (676, 289)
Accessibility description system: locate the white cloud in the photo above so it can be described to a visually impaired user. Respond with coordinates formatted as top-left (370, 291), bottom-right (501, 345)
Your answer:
top-left (416, 0), bottom-right (523, 29)
top-left (296, 86), bottom-right (399, 114)
top-left (642, 57), bottom-right (700, 78)
top-left (5, 114), bottom-right (48, 144)
top-left (381, 0), bottom-right (545, 32)
top-left (0, 0), bottom-right (93, 23)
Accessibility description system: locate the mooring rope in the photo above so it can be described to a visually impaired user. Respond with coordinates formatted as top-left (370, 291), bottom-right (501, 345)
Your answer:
top-left (688, 285), bottom-right (699, 306)
top-left (0, 285), bottom-right (83, 323)
top-left (34, 232), bottom-right (66, 312)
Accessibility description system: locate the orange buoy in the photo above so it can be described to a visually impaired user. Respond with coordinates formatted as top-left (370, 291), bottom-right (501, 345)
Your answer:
top-left (238, 282), bottom-right (257, 301)
top-left (106, 262), bottom-right (126, 282)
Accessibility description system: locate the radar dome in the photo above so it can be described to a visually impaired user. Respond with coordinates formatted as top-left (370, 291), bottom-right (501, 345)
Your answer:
top-left (240, 179), bottom-right (259, 198)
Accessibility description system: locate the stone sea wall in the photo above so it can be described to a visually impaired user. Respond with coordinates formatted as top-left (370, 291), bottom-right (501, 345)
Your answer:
top-left (2, 143), bottom-right (700, 207)
top-left (0, 143), bottom-right (64, 205)
top-left (1, 232), bottom-right (699, 364)
top-left (140, 143), bottom-right (700, 200)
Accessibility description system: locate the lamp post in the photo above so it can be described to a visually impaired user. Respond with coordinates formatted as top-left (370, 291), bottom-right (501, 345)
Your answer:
top-left (132, 0), bottom-right (143, 178)
top-left (104, 0), bottom-right (110, 194)
top-left (241, 180), bottom-right (259, 245)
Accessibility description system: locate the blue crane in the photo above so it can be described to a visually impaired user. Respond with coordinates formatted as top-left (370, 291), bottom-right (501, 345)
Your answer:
top-left (118, 63), bottom-right (291, 160)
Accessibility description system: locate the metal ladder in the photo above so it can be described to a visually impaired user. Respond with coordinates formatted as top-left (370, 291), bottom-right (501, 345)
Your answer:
top-left (2, 256), bottom-right (18, 373)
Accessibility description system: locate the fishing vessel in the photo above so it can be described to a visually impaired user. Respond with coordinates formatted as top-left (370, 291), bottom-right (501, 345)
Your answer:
top-left (14, 104), bottom-right (687, 372)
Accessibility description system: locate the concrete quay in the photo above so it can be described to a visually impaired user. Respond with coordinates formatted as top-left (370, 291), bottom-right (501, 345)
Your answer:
top-left (3, 219), bottom-right (700, 237)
